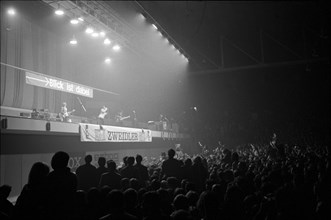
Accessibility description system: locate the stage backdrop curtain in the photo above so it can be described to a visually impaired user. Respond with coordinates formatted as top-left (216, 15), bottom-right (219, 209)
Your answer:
top-left (1, 12), bottom-right (75, 113)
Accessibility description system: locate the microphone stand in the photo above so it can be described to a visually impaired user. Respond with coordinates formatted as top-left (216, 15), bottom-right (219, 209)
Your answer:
top-left (77, 97), bottom-right (86, 112)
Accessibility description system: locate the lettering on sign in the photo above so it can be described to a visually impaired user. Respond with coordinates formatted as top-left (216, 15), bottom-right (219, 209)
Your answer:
top-left (25, 71), bottom-right (93, 98)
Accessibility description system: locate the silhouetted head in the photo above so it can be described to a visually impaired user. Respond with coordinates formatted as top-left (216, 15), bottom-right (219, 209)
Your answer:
top-left (127, 156), bottom-right (135, 166)
top-left (136, 154), bottom-right (143, 164)
top-left (107, 190), bottom-right (124, 212)
top-left (98, 157), bottom-right (106, 167)
top-left (51, 151), bottom-right (69, 170)
top-left (85, 155), bottom-right (92, 164)
top-left (124, 188), bottom-right (138, 209)
top-left (107, 160), bottom-right (117, 171)
top-left (0, 185), bottom-right (11, 199)
top-left (173, 194), bottom-right (189, 211)
top-left (168, 149), bottom-right (176, 159)
top-left (28, 162), bottom-right (50, 185)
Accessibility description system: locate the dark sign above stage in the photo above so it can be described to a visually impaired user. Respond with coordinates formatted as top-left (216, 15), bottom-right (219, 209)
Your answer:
top-left (25, 71), bottom-right (93, 98)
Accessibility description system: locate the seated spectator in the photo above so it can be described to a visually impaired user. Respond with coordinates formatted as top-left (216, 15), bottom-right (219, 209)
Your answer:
top-left (141, 191), bottom-right (170, 220)
top-left (100, 190), bottom-right (138, 220)
top-left (124, 188), bottom-right (142, 219)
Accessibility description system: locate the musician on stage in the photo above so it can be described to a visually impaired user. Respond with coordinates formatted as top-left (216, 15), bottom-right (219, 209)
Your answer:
top-left (59, 102), bottom-right (75, 122)
top-left (98, 106), bottom-right (108, 125)
top-left (115, 110), bottom-right (130, 126)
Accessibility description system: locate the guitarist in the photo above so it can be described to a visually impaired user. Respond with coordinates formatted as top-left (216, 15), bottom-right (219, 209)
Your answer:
top-left (98, 106), bottom-right (108, 125)
top-left (60, 102), bottom-right (75, 122)
top-left (115, 110), bottom-right (130, 126)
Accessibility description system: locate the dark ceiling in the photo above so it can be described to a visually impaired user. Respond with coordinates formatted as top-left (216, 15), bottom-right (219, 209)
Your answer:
top-left (135, 1), bottom-right (329, 73)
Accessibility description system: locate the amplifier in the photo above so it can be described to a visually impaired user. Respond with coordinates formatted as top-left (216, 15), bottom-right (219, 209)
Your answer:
top-left (20, 112), bottom-right (31, 118)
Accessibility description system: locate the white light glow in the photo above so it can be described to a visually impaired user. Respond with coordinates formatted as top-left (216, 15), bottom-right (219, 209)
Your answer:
top-left (140, 13), bottom-right (145, 19)
top-left (85, 27), bottom-right (94, 34)
top-left (69, 39), bottom-right (77, 45)
top-left (100, 31), bottom-right (106, 37)
top-left (152, 24), bottom-right (158, 30)
top-left (165, 38), bottom-right (169, 44)
top-left (105, 57), bottom-right (111, 64)
top-left (8, 8), bottom-right (16, 16)
top-left (112, 44), bottom-right (121, 51)
top-left (78, 17), bottom-right (84, 22)
top-left (55, 9), bottom-right (64, 16)
top-left (70, 19), bottom-right (79, 24)
top-left (91, 32), bottom-right (99, 37)
top-left (104, 38), bottom-right (111, 45)
top-left (171, 45), bottom-right (175, 50)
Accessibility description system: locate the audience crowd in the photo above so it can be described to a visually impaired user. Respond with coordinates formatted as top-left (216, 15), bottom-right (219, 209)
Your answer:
top-left (0, 137), bottom-right (330, 220)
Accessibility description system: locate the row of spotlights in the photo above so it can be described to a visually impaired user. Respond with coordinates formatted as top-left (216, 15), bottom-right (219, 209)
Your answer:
top-left (143, 13), bottom-right (189, 62)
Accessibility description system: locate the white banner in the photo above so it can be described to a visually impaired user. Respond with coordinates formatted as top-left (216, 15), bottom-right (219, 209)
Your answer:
top-left (79, 123), bottom-right (152, 142)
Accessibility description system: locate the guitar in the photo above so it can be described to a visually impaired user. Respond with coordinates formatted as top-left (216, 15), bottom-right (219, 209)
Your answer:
top-left (116, 115), bottom-right (130, 122)
top-left (60, 109), bottom-right (75, 120)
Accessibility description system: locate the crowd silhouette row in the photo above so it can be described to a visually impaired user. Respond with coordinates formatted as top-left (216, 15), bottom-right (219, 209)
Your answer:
top-left (0, 140), bottom-right (330, 220)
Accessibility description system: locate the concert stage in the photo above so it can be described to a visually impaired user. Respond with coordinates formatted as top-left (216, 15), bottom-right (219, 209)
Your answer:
top-left (0, 108), bottom-right (193, 201)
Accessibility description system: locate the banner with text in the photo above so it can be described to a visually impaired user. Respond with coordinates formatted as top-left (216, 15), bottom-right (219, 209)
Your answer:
top-left (79, 123), bottom-right (152, 142)
top-left (25, 71), bottom-right (93, 98)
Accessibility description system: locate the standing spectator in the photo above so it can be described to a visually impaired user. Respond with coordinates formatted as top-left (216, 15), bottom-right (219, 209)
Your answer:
top-left (162, 149), bottom-right (182, 179)
top-left (96, 157), bottom-right (108, 182)
top-left (134, 154), bottom-right (149, 187)
top-left (191, 156), bottom-right (208, 193)
top-left (0, 185), bottom-right (14, 219)
top-left (13, 162), bottom-right (50, 220)
top-left (121, 157), bottom-right (137, 179)
top-left (76, 155), bottom-right (98, 192)
top-left (99, 160), bottom-right (122, 190)
top-left (45, 151), bottom-right (77, 219)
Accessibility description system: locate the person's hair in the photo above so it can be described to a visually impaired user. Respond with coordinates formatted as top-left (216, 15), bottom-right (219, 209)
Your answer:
top-left (98, 157), bottom-right (106, 167)
top-left (168, 149), bottom-right (176, 158)
top-left (107, 160), bottom-right (117, 170)
top-left (184, 158), bottom-right (192, 166)
top-left (173, 194), bottom-right (189, 211)
top-left (124, 188), bottom-right (138, 208)
top-left (28, 162), bottom-right (50, 185)
top-left (127, 156), bottom-right (135, 166)
top-left (107, 190), bottom-right (124, 212)
top-left (0, 185), bottom-right (11, 199)
top-left (51, 151), bottom-right (69, 170)
top-left (136, 154), bottom-right (143, 164)
top-left (85, 155), bottom-right (93, 164)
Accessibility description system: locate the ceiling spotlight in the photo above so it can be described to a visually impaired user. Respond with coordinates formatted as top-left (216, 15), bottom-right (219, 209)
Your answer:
top-left (105, 57), bottom-right (111, 64)
top-left (85, 27), bottom-right (94, 34)
top-left (7, 8), bottom-right (16, 16)
top-left (55, 9), bottom-right (64, 16)
top-left (78, 17), bottom-right (84, 22)
top-left (104, 38), bottom-right (111, 45)
top-left (100, 31), bottom-right (106, 37)
top-left (91, 32), bottom-right (99, 37)
top-left (70, 19), bottom-right (79, 24)
top-left (69, 36), bottom-right (77, 45)
top-left (171, 44), bottom-right (175, 50)
top-left (112, 44), bottom-right (121, 51)
top-left (152, 24), bottom-right (158, 30)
